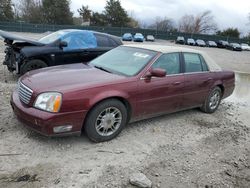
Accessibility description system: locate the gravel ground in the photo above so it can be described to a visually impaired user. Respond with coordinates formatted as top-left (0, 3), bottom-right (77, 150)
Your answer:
top-left (0, 32), bottom-right (250, 188)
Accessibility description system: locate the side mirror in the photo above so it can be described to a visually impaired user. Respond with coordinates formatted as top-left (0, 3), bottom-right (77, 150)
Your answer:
top-left (145, 68), bottom-right (166, 78)
top-left (59, 41), bottom-right (68, 49)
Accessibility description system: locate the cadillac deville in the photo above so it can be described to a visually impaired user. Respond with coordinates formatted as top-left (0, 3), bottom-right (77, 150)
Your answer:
top-left (10, 44), bottom-right (235, 142)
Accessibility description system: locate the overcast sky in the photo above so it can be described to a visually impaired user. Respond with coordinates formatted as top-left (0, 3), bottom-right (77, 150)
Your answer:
top-left (71, 0), bottom-right (250, 35)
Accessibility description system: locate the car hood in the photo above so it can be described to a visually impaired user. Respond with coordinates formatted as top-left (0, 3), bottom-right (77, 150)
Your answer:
top-left (21, 45), bottom-right (58, 57)
top-left (20, 63), bottom-right (127, 93)
top-left (0, 30), bottom-right (43, 45)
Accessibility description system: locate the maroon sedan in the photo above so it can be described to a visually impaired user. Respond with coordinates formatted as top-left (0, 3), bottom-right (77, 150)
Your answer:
top-left (11, 44), bottom-right (235, 142)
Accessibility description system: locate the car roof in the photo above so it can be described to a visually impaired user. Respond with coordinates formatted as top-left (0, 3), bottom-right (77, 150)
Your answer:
top-left (124, 44), bottom-right (201, 53)
top-left (57, 29), bottom-right (122, 45)
top-left (123, 44), bottom-right (222, 71)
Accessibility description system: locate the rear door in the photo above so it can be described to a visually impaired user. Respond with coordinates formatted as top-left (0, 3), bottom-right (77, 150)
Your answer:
top-left (94, 33), bottom-right (118, 53)
top-left (136, 53), bottom-right (184, 119)
top-left (182, 52), bottom-right (214, 108)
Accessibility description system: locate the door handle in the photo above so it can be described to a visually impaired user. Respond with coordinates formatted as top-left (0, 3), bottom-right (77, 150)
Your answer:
top-left (172, 82), bottom-right (181, 85)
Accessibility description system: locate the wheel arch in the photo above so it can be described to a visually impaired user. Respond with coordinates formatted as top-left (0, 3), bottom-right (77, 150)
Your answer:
top-left (216, 84), bottom-right (225, 96)
top-left (24, 56), bottom-right (50, 66)
top-left (81, 96), bottom-right (132, 132)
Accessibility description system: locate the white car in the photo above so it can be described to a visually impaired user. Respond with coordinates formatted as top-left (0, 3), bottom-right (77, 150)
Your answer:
top-left (146, 35), bottom-right (155, 42)
top-left (241, 43), bottom-right (250, 51)
top-left (186, 38), bottom-right (195, 45)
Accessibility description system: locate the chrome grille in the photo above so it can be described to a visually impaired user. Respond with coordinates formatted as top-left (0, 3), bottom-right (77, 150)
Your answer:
top-left (18, 81), bottom-right (33, 105)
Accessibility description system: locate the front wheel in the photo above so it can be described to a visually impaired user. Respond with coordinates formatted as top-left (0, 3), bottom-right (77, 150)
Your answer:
top-left (84, 99), bottom-right (128, 142)
top-left (201, 86), bottom-right (222, 113)
top-left (20, 59), bottom-right (47, 75)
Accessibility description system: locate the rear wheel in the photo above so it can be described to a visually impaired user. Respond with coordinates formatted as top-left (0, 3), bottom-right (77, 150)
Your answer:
top-left (20, 59), bottom-right (47, 75)
top-left (201, 86), bottom-right (222, 113)
top-left (84, 99), bottom-right (128, 142)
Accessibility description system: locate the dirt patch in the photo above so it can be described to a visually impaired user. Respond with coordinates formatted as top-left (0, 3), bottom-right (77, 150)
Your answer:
top-left (0, 33), bottom-right (250, 187)
top-left (0, 163), bottom-right (61, 188)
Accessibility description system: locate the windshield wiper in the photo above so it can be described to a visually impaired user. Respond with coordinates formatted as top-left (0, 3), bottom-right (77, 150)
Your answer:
top-left (94, 65), bottom-right (112, 73)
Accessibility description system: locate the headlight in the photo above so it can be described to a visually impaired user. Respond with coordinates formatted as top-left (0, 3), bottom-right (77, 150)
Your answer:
top-left (34, 92), bottom-right (62, 112)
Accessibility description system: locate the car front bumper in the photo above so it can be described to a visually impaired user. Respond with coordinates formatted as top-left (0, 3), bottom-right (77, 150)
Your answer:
top-left (134, 38), bottom-right (144, 42)
top-left (10, 90), bottom-right (87, 136)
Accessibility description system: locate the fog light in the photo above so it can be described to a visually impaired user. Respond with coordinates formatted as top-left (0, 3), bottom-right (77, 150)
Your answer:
top-left (53, 125), bottom-right (72, 133)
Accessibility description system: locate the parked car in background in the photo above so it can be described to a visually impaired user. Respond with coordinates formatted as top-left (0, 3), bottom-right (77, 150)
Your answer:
top-left (11, 44), bottom-right (235, 142)
top-left (207, 41), bottom-right (217, 47)
top-left (176, 36), bottom-right (185, 44)
top-left (1, 29), bottom-right (122, 75)
top-left (241, 43), bottom-right (250, 51)
top-left (146, 35), bottom-right (155, 42)
top-left (122, 33), bottom-right (133, 41)
top-left (186, 38), bottom-right (195, 45)
top-left (196, 39), bottom-right (206, 47)
top-left (133, 33), bottom-right (144, 42)
top-left (217, 40), bottom-right (229, 48)
top-left (227, 43), bottom-right (242, 51)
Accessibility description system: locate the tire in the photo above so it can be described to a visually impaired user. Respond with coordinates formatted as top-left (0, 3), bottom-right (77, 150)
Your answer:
top-left (200, 86), bottom-right (222, 113)
top-left (84, 99), bottom-right (128, 142)
top-left (20, 59), bottom-right (47, 75)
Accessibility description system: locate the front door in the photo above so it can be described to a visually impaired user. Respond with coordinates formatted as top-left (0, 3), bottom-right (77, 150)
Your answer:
top-left (136, 52), bottom-right (184, 119)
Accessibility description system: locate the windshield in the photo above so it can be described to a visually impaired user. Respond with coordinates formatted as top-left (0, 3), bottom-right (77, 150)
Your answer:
top-left (89, 46), bottom-right (157, 76)
top-left (135, 34), bottom-right (143, 37)
top-left (197, 40), bottom-right (205, 43)
top-left (124, 33), bottom-right (132, 37)
top-left (232, 43), bottom-right (240, 47)
top-left (39, 31), bottom-right (68, 44)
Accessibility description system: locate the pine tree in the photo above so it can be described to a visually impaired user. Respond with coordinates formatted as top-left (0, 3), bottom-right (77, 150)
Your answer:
top-left (0, 0), bottom-right (14, 21)
top-left (42, 0), bottom-right (73, 25)
top-left (20, 0), bottom-right (43, 24)
top-left (104, 0), bottom-right (129, 27)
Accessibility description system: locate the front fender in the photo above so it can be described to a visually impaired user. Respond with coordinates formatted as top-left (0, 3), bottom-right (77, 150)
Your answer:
top-left (20, 48), bottom-right (54, 67)
top-left (88, 90), bottom-right (130, 109)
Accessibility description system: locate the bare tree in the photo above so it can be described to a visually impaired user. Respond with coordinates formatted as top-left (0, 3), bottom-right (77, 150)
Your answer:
top-left (149, 16), bottom-right (175, 32)
top-left (78, 5), bottom-right (91, 23)
top-left (179, 10), bottom-right (217, 34)
top-left (178, 15), bottom-right (195, 33)
top-left (17, 0), bottom-right (43, 23)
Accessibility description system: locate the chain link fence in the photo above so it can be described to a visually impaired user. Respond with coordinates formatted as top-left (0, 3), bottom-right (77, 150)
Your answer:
top-left (0, 21), bottom-right (248, 44)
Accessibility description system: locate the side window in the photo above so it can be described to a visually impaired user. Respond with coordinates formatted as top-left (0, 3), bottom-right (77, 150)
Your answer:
top-left (95, 34), bottom-right (110, 47)
top-left (152, 53), bottom-right (180, 75)
top-left (199, 55), bottom-right (209, 71)
top-left (109, 38), bottom-right (118, 47)
top-left (62, 32), bottom-right (97, 51)
top-left (183, 53), bottom-right (203, 73)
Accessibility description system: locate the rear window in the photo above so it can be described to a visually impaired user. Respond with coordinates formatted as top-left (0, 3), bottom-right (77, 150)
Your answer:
top-left (95, 34), bottom-right (114, 47)
top-left (184, 53), bottom-right (203, 73)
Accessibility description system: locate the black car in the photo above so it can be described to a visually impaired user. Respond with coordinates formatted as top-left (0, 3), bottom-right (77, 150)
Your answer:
top-left (217, 40), bottom-right (229, 48)
top-left (176, 36), bottom-right (185, 44)
top-left (1, 29), bottom-right (122, 74)
top-left (227, 43), bottom-right (242, 51)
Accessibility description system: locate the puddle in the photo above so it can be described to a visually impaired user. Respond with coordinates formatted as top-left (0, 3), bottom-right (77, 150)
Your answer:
top-left (227, 72), bottom-right (250, 106)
